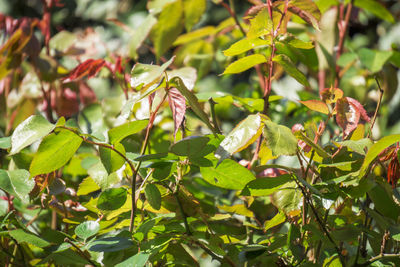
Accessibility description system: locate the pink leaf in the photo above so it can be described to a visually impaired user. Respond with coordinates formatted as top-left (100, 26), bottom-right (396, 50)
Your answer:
top-left (62, 59), bottom-right (106, 83)
top-left (335, 97), bottom-right (360, 137)
top-left (168, 87), bottom-right (186, 139)
top-left (346, 97), bottom-right (370, 122)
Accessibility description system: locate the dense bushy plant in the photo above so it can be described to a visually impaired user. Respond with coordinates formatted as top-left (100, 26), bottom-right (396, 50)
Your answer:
top-left (1, 0), bottom-right (400, 266)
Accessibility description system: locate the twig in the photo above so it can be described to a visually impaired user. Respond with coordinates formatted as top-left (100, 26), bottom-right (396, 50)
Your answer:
top-left (356, 253), bottom-right (400, 267)
top-left (367, 77), bottom-right (384, 138)
top-left (334, 1), bottom-right (353, 88)
top-left (64, 238), bottom-right (99, 267)
top-left (208, 98), bottom-right (221, 134)
top-left (220, 0), bottom-right (246, 36)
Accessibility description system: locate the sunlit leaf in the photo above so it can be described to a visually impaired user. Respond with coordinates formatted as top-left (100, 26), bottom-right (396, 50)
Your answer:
top-left (129, 14), bottom-right (157, 59)
top-left (264, 211), bottom-right (286, 231)
top-left (130, 56), bottom-right (174, 89)
top-left (299, 100), bottom-right (329, 114)
top-left (353, 0), bottom-right (395, 23)
top-left (145, 183), bottom-right (162, 210)
top-left (241, 174), bottom-right (292, 196)
top-left (0, 169), bottom-right (34, 202)
top-left (30, 129), bottom-right (82, 176)
top-left (358, 48), bottom-right (393, 73)
top-left (263, 121), bottom-right (298, 156)
top-left (288, 0), bottom-right (321, 30)
top-left (115, 252), bottom-right (150, 267)
top-left (108, 120), bottom-right (149, 144)
top-left (9, 229), bottom-right (50, 248)
top-left (62, 59), bottom-right (106, 83)
top-left (223, 54), bottom-right (268, 75)
top-left (174, 26), bottom-right (215, 46)
top-left (271, 181), bottom-right (302, 216)
top-left (10, 115), bottom-right (55, 155)
top-left (359, 135), bottom-right (400, 178)
top-left (168, 88), bottom-right (186, 138)
top-left (247, 7), bottom-right (272, 39)
top-left (99, 142), bottom-right (126, 174)
top-left (223, 38), bottom-right (271, 57)
top-left (200, 159), bottom-right (256, 190)
top-left (170, 136), bottom-right (209, 157)
top-left (75, 221), bottom-right (100, 240)
top-left (77, 177), bottom-right (100, 196)
top-left (97, 188), bottom-right (127, 211)
top-left (335, 97), bottom-right (360, 137)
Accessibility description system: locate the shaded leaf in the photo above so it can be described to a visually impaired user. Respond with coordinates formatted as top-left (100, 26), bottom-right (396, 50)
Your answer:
top-left (88, 236), bottom-right (134, 252)
top-left (97, 188), bottom-right (127, 211)
top-left (263, 121), bottom-right (298, 156)
top-left (223, 54), bottom-right (267, 75)
top-left (129, 14), bottom-right (157, 59)
top-left (145, 183), bottom-right (162, 210)
top-left (30, 129), bottom-right (82, 176)
top-left (99, 142), bottom-right (126, 174)
top-left (353, 0), bottom-right (395, 23)
top-left (273, 54), bottom-right (310, 87)
top-left (10, 115), bottom-right (55, 155)
top-left (9, 229), bottom-right (50, 248)
top-left (241, 174), bottom-right (292, 196)
top-left (170, 136), bottom-right (209, 157)
top-left (0, 136), bottom-right (11, 149)
top-left (200, 159), bottom-right (256, 190)
top-left (358, 48), bottom-right (393, 73)
top-left (0, 169), bottom-right (34, 202)
top-left (299, 100), bottom-right (329, 114)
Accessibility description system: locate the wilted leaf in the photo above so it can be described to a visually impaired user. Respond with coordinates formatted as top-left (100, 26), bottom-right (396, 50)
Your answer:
top-left (223, 54), bottom-right (267, 75)
top-left (335, 97), bottom-right (360, 137)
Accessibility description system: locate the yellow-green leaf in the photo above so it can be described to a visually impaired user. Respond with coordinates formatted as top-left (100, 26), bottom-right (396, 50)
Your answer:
top-left (223, 54), bottom-right (267, 75)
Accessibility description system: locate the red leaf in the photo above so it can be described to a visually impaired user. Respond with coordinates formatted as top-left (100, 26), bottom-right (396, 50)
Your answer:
top-left (62, 59), bottom-right (106, 83)
top-left (299, 100), bottom-right (329, 114)
top-left (168, 87), bottom-right (186, 139)
top-left (336, 97), bottom-right (360, 137)
top-left (346, 97), bottom-right (370, 122)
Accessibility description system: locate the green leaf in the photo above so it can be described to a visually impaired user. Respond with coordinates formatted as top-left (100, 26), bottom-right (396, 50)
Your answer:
top-left (368, 183), bottom-right (400, 220)
top-left (78, 104), bottom-right (108, 140)
top-left (223, 54), bottom-right (267, 75)
top-left (0, 169), bottom-right (34, 202)
top-left (247, 7), bottom-right (272, 39)
top-left (353, 0), bottom-right (395, 23)
top-left (264, 211), bottom-right (286, 231)
top-left (224, 38), bottom-right (271, 57)
top-left (88, 236), bottom-right (134, 252)
top-left (49, 31), bottom-right (76, 52)
top-left (99, 142), bottom-right (126, 174)
top-left (183, 0), bottom-right (206, 31)
top-left (174, 26), bottom-right (216, 46)
top-left (299, 100), bottom-right (329, 114)
top-left (77, 177), bottom-right (100, 196)
top-left (145, 183), bottom-right (162, 210)
top-left (0, 136), bottom-right (11, 149)
top-left (241, 174), bottom-right (292, 196)
top-left (263, 121), bottom-right (298, 156)
top-left (358, 48), bottom-right (393, 73)
top-left (129, 14), bottom-right (157, 59)
top-left (294, 131), bottom-right (331, 158)
top-left (170, 136), bottom-right (209, 157)
top-left (271, 181), bottom-right (302, 216)
top-left (10, 115), bottom-right (55, 155)
top-left (359, 135), bottom-right (400, 177)
top-left (30, 129), bottom-right (82, 176)
top-left (215, 114), bottom-right (264, 162)
top-left (130, 56), bottom-right (174, 89)
top-left (150, 0), bottom-right (184, 57)
top-left (75, 221), bottom-right (100, 240)
top-left (273, 54), bottom-right (310, 87)
top-left (97, 188), bottom-right (127, 211)
top-left (171, 76), bottom-right (217, 134)
top-left (200, 159), bottom-right (256, 190)
top-left (115, 252), bottom-right (150, 267)
top-left (288, 38), bottom-right (314, 49)
top-left (338, 138), bottom-right (373, 155)
top-left (9, 229), bottom-right (50, 248)
top-left (88, 161), bottom-right (120, 190)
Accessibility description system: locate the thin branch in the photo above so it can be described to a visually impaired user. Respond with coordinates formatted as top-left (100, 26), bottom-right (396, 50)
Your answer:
top-left (334, 1), bottom-right (353, 88)
top-left (64, 238), bottom-right (99, 267)
top-left (367, 77), bottom-right (384, 138)
top-left (356, 253), bottom-right (400, 267)
top-left (220, 0), bottom-right (246, 36)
